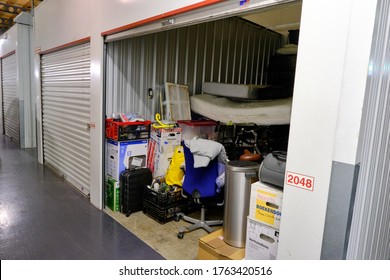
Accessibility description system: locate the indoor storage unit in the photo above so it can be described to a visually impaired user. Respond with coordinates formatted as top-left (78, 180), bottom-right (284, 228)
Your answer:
top-left (100, 0), bottom-right (390, 260)
top-left (103, 0), bottom-right (300, 259)
top-left (40, 41), bottom-right (92, 196)
top-left (27, 0), bottom-right (390, 260)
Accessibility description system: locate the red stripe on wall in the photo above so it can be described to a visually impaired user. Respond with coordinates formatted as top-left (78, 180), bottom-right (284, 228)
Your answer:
top-left (39, 37), bottom-right (91, 55)
top-left (101, 0), bottom-right (223, 36)
top-left (0, 50), bottom-right (16, 59)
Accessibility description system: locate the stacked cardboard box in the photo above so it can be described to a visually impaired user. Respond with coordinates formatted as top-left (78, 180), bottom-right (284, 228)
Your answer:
top-left (147, 127), bottom-right (182, 178)
top-left (105, 139), bottom-right (149, 211)
top-left (198, 228), bottom-right (245, 260)
top-left (105, 176), bottom-right (120, 212)
top-left (246, 180), bottom-right (283, 260)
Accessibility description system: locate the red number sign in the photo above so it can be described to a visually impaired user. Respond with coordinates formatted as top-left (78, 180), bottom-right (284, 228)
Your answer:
top-left (285, 171), bottom-right (315, 191)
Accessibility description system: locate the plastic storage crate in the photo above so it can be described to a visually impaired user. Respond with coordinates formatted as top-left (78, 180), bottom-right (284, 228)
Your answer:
top-left (177, 120), bottom-right (218, 141)
top-left (105, 118), bottom-right (151, 141)
top-left (143, 187), bottom-right (185, 207)
top-left (142, 200), bottom-right (196, 224)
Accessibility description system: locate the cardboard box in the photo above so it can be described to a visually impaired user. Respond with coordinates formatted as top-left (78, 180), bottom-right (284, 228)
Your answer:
top-left (105, 176), bottom-right (120, 212)
top-left (198, 228), bottom-right (245, 260)
top-left (249, 181), bottom-right (283, 229)
top-left (245, 217), bottom-right (279, 260)
top-left (147, 127), bottom-right (182, 178)
top-left (106, 139), bottom-right (148, 181)
top-left (150, 127), bottom-right (182, 154)
top-left (147, 140), bottom-right (157, 175)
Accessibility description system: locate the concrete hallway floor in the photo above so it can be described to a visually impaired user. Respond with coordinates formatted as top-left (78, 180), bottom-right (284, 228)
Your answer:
top-left (104, 205), bottom-right (223, 260)
top-left (0, 134), bottom-right (163, 260)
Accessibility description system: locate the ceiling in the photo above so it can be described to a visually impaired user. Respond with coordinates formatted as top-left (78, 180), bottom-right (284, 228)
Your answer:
top-left (241, 1), bottom-right (302, 36)
top-left (0, 0), bottom-right (42, 35)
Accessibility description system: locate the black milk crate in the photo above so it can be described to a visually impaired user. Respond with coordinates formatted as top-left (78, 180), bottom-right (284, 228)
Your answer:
top-left (143, 187), bottom-right (185, 207)
top-left (142, 200), bottom-right (196, 224)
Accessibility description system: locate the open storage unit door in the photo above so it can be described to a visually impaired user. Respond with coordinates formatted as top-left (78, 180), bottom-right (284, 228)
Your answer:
top-left (101, 0), bottom-right (302, 259)
top-left (1, 52), bottom-right (20, 146)
top-left (104, 0), bottom-right (301, 154)
top-left (41, 42), bottom-right (91, 196)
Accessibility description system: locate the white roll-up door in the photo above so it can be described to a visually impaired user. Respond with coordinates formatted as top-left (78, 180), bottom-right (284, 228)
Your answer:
top-left (1, 53), bottom-right (19, 146)
top-left (41, 43), bottom-right (91, 196)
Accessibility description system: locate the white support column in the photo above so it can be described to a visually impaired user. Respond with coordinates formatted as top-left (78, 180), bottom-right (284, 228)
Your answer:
top-left (16, 23), bottom-right (36, 149)
top-left (278, 0), bottom-right (377, 259)
top-left (89, 3), bottom-right (104, 209)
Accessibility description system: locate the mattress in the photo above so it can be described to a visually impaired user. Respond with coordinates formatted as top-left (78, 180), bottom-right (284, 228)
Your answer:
top-left (203, 82), bottom-right (292, 100)
top-left (190, 94), bottom-right (292, 125)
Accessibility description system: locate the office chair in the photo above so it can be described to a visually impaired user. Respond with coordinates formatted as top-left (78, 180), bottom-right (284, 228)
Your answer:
top-left (175, 142), bottom-right (224, 239)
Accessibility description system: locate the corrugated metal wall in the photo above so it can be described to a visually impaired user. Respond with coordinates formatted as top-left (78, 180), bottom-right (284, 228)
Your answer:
top-left (0, 62), bottom-right (2, 134)
top-left (41, 43), bottom-right (91, 196)
top-left (1, 53), bottom-right (19, 146)
top-left (105, 17), bottom-right (283, 119)
top-left (347, 0), bottom-right (390, 260)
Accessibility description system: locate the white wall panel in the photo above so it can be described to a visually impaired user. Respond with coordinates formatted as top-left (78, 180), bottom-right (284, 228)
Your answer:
top-left (332, 1), bottom-right (377, 165)
top-left (34, 0), bottom-right (206, 53)
top-left (34, 0), bottom-right (91, 53)
top-left (0, 25), bottom-right (17, 57)
top-left (277, 0), bottom-right (377, 259)
top-left (100, 0), bottom-right (214, 35)
top-left (17, 24), bottom-right (36, 149)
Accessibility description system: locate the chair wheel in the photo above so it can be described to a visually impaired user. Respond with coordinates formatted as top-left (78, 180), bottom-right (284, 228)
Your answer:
top-left (174, 215), bottom-right (181, 222)
top-left (177, 232), bottom-right (184, 239)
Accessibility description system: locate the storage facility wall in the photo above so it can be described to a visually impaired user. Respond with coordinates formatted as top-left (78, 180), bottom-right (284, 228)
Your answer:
top-left (33, 0), bottom-right (288, 211)
top-left (0, 62), bottom-right (2, 134)
top-left (33, 0), bottom-right (388, 259)
top-left (41, 42), bottom-right (91, 196)
top-left (1, 53), bottom-right (19, 146)
top-left (105, 17), bottom-right (283, 119)
top-left (347, 0), bottom-right (390, 260)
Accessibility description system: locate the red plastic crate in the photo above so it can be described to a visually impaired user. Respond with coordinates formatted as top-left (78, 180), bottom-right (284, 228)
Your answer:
top-left (105, 118), bottom-right (151, 141)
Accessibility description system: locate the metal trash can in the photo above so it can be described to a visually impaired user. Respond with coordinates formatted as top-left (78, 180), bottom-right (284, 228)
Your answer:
top-left (223, 160), bottom-right (259, 248)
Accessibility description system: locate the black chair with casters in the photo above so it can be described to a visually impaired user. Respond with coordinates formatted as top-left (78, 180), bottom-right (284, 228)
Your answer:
top-left (175, 142), bottom-right (224, 239)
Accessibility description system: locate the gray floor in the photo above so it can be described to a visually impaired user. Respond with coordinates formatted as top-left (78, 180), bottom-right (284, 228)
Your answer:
top-left (0, 134), bottom-right (164, 260)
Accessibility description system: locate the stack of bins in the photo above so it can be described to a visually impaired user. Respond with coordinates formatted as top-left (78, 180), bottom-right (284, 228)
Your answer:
top-left (104, 118), bottom-right (151, 213)
top-left (144, 125), bottom-right (195, 223)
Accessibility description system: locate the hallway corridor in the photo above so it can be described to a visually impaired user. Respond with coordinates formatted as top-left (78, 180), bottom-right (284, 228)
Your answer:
top-left (0, 134), bottom-right (163, 260)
